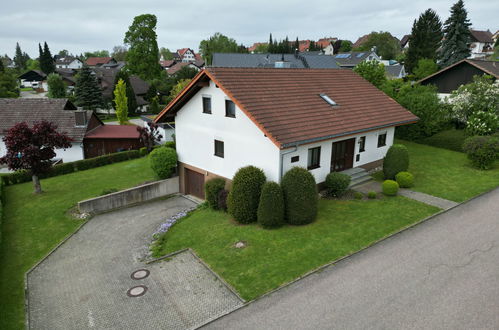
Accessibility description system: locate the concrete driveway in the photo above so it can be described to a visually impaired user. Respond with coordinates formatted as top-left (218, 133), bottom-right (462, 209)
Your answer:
top-left (27, 196), bottom-right (243, 329)
top-left (205, 188), bottom-right (499, 330)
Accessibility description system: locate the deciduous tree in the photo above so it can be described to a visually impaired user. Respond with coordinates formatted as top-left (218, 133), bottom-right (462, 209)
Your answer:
top-left (353, 60), bottom-right (387, 88)
top-left (124, 14), bottom-right (162, 80)
top-left (137, 122), bottom-right (162, 152)
top-left (112, 70), bottom-right (137, 116)
top-left (355, 32), bottom-right (400, 60)
top-left (47, 73), bottom-right (66, 98)
top-left (159, 47), bottom-right (173, 60)
top-left (0, 62), bottom-right (19, 98)
top-left (111, 46), bottom-right (127, 61)
top-left (413, 58), bottom-right (439, 80)
top-left (0, 121), bottom-right (72, 193)
top-left (439, 0), bottom-right (472, 67)
top-left (113, 78), bottom-right (128, 124)
top-left (199, 32), bottom-right (242, 65)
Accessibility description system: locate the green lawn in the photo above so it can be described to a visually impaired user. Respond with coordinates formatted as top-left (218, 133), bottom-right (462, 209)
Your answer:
top-left (0, 157), bottom-right (156, 330)
top-left (399, 140), bottom-right (499, 202)
top-left (152, 197), bottom-right (439, 301)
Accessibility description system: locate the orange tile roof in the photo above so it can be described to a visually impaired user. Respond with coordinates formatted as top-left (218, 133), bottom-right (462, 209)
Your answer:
top-left (155, 68), bottom-right (418, 148)
top-left (84, 125), bottom-right (140, 139)
top-left (85, 57), bottom-right (114, 66)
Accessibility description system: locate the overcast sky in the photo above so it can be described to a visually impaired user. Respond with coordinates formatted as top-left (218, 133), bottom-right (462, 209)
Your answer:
top-left (1, 0), bottom-right (497, 58)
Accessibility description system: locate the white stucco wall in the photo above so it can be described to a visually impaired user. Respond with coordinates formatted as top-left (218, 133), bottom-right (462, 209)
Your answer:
top-left (281, 127), bottom-right (394, 183)
top-left (175, 80), bottom-right (281, 181)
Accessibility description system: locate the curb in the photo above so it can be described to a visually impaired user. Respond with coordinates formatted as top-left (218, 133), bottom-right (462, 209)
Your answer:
top-left (194, 186), bottom-right (498, 329)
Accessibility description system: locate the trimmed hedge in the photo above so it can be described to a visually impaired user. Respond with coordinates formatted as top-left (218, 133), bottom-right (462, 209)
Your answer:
top-left (382, 180), bottom-right (399, 196)
top-left (149, 147), bottom-right (178, 179)
top-left (418, 129), bottom-right (466, 152)
top-left (325, 172), bottom-right (351, 197)
top-left (204, 178), bottom-right (226, 209)
top-left (257, 181), bottom-right (285, 228)
top-left (395, 171), bottom-right (414, 188)
top-left (462, 135), bottom-right (499, 170)
top-left (383, 144), bottom-right (409, 180)
top-left (1, 149), bottom-right (143, 186)
top-left (164, 141), bottom-right (176, 150)
top-left (228, 166), bottom-right (266, 224)
top-left (281, 167), bottom-right (318, 225)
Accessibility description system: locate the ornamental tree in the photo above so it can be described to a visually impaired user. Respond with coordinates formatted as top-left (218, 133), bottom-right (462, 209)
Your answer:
top-left (113, 78), bottom-right (128, 124)
top-left (137, 122), bottom-right (163, 152)
top-left (0, 121), bottom-right (72, 193)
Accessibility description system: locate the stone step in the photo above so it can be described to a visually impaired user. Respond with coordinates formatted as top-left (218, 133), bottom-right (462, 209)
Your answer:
top-left (350, 171), bottom-right (370, 181)
top-left (349, 175), bottom-right (372, 188)
top-left (340, 167), bottom-right (365, 176)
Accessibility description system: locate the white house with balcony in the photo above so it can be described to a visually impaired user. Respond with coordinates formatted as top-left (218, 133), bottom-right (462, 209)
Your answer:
top-left (154, 67), bottom-right (418, 199)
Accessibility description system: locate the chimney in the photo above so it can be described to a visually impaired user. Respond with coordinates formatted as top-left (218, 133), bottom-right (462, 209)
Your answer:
top-left (74, 110), bottom-right (87, 127)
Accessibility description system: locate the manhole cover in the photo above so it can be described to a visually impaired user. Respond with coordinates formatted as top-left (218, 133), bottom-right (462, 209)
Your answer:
top-left (127, 285), bottom-right (147, 297)
top-left (131, 269), bottom-right (150, 280)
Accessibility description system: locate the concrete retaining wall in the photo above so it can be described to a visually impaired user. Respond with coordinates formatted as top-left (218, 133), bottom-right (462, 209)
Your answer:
top-left (78, 176), bottom-right (179, 214)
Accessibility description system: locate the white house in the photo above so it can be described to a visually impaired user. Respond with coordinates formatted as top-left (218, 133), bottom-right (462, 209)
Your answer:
top-left (469, 30), bottom-right (495, 59)
top-left (55, 56), bottom-right (83, 69)
top-left (154, 68), bottom-right (418, 198)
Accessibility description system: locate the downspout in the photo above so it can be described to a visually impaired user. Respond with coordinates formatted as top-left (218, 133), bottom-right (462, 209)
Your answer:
top-left (278, 145), bottom-right (298, 182)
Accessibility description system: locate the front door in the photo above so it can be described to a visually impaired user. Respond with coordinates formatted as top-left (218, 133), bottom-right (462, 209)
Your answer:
top-left (185, 168), bottom-right (205, 199)
top-left (331, 138), bottom-right (355, 172)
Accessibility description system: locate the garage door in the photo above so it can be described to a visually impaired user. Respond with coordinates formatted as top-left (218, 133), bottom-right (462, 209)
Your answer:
top-left (185, 168), bottom-right (205, 199)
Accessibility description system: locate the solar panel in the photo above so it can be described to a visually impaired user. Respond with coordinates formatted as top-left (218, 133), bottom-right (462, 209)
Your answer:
top-left (335, 54), bottom-right (350, 58)
top-left (356, 53), bottom-right (365, 58)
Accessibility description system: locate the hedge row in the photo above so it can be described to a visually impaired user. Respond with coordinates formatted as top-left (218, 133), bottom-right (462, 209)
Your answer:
top-left (0, 178), bottom-right (4, 244)
top-left (1, 149), bottom-right (142, 186)
top-left (417, 129), bottom-right (467, 152)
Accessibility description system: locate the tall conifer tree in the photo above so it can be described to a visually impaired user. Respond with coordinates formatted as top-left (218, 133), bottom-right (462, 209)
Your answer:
top-left (439, 0), bottom-right (472, 67)
top-left (74, 66), bottom-right (104, 110)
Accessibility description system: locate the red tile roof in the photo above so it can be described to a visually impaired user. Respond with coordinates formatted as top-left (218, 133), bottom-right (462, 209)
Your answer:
top-left (177, 48), bottom-right (191, 56)
top-left (85, 57), bottom-right (114, 66)
top-left (470, 29), bottom-right (494, 43)
top-left (84, 125), bottom-right (140, 139)
top-left (155, 68), bottom-right (418, 148)
top-left (160, 60), bottom-right (176, 68)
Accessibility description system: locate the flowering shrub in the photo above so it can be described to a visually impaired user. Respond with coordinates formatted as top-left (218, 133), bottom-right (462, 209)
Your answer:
top-left (152, 207), bottom-right (196, 238)
top-left (465, 111), bottom-right (499, 136)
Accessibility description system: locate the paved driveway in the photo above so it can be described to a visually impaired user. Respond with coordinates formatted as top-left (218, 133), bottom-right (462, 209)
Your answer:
top-left (205, 188), bottom-right (499, 330)
top-left (27, 196), bottom-right (243, 329)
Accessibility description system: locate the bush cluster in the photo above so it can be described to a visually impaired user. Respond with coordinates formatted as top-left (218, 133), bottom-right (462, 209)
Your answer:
top-left (204, 178), bottom-right (226, 209)
top-left (1, 149), bottom-right (143, 186)
top-left (395, 171), bottom-right (414, 188)
top-left (257, 182), bottom-right (285, 228)
top-left (462, 135), bottom-right (499, 170)
top-left (149, 147), bottom-right (178, 179)
top-left (382, 180), bottom-right (399, 196)
top-left (354, 192), bottom-right (363, 200)
top-left (383, 144), bottom-right (409, 180)
top-left (228, 166), bottom-right (266, 224)
top-left (367, 191), bottom-right (377, 199)
top-left (325, 172), bottom-right (351, 197)
top-left (281, 167), bottom-right (318, 225)
top-left (217, 189), bottom-right (229, 211)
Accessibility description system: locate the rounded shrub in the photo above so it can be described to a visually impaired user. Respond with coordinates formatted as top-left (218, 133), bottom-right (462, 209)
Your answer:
top-left (395, 171), bottom-right (414, 188)
top-left (204, 178), bottom-right (226, 209)
top-left (281, 167), bottom-right (318, 225)
top-left (462, 135), bottom-right (499, 170)
top-left (164, 141), bottom-right (176, 150)
top-left (257, 182), bottom-right (285, 228)
top-left (383, 144), bottom-right (409, 180)
top-left (217, 189), bottom-right (229, 211)
top-left (149, 147), bottom-right (177, 179)
top-left (227, 166), bottom-right (266, 224)
top-left (354, 192), bottom-right (363, 200)
top-left (367, 191), bottom-right (377, 199)
top-left (139, 147), bottom-right (148, 156)
top-left (325, 172), bottom-right (351, 197)
top-left (382, 180), bottom-right (399, 196)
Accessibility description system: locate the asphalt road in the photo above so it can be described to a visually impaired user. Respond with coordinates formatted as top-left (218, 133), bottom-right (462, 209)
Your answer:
top-left (204, 188), bottom-right (499, 330)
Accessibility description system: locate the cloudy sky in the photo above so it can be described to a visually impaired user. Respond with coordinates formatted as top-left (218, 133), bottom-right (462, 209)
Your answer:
top-left (1, 0), bottom-right (497, 58)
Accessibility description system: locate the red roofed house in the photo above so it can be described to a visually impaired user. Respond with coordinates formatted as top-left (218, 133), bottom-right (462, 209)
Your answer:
top-left (154, 68), bottom-right (417, 198)
top-left (83, 125), bottom-right (143, 158)
top-left (469, 29), bottom-right (495, 59)
top-left (85, 57), bottom-right (117, 67)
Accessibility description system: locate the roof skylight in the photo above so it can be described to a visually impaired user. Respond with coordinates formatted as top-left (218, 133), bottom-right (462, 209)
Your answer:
top-left (319, 93), bottom-right (337, 106)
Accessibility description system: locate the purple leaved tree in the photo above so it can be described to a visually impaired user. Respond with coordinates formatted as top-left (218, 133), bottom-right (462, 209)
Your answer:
top-left (0, 121), bottom-right (72, 193)
top-left (137, 122), bottom-right (163, 152)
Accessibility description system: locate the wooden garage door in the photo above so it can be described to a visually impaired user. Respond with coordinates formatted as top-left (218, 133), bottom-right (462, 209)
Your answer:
top-left (185, 168), bottom-right (205, 199)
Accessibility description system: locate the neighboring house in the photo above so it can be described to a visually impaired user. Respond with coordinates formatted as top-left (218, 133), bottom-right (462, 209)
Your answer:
top-left (18, 70), bottom-right (48, 90)
top-left (469, 29), bottom-right (495, 59)
top-left (418, 59), bottom-right (499, 99)
top-left (153, 68), bottom-right (417, 198)
top-left (85, 57), bottom-right (117, 67)
top-left (385, 64), bottom-right (407, 79)
top-left (1, 55), bottom-right (15, 68)
top-left (0, 99), bottom-right (101, 164)
top-left (177, 48), bottom-right (196, 62)
top-left (55, 56), bottom-right (83, 69)
top-left (55, 68), bottom-right (77, 89)
top-left (166, 61), bottom-right (205, 75)
top-left (83, 125), bottom-right (143, 158)
top-left (211, 53), bottom-right (339, 69)
top-left (129, 75), bottom-right (151, 112)
top-left (493, 30), bottom-right (499, 44)
top-left (400, 34), bottom-right (411, 50)
top-left (334, 51), bottom-right (381, 68)
top-left (160, 60), bottom-right (176, 70)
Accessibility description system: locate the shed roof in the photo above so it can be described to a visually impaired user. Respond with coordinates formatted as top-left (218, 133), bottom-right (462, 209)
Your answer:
top-left (84, 125), bottom-right (140, 139)
top-left (155, 68), bottom-right (417, 148)
top-left (417, 59), bottom-right (499, 84)
top-left (470, 30), bottom-right (494, 43)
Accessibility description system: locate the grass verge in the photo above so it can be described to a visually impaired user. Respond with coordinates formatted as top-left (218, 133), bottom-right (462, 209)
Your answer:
top-left (0, 157), bottom-right (156, 330)
top-left (152, 197), bottom-right (439, 301)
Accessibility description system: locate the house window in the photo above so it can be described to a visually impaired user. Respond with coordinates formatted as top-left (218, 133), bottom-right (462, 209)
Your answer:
top-left (377, 132), bottom-right (387, 148)
top-left (358, 136), bottom-right (366, 152)
top-left (307, 147), bottom-right (321, 170)
top-left (225, 100), bottom-right (236, 118)
top-left (202, 97), bottom-right (211, 114)
top-left (291, 156), bottom-right (299, 163)
top-left (214, 140), bottom-right (224, 158)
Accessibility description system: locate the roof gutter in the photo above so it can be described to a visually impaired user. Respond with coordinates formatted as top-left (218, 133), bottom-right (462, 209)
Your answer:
top-left (280, 119), bottom-right (417, 149)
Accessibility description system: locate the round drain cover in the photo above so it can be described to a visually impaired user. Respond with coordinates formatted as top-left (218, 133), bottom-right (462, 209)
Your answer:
top-left (127, 285), bottom-right (147, 297)
top-left (131, 269), bottom-right (150, 280)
